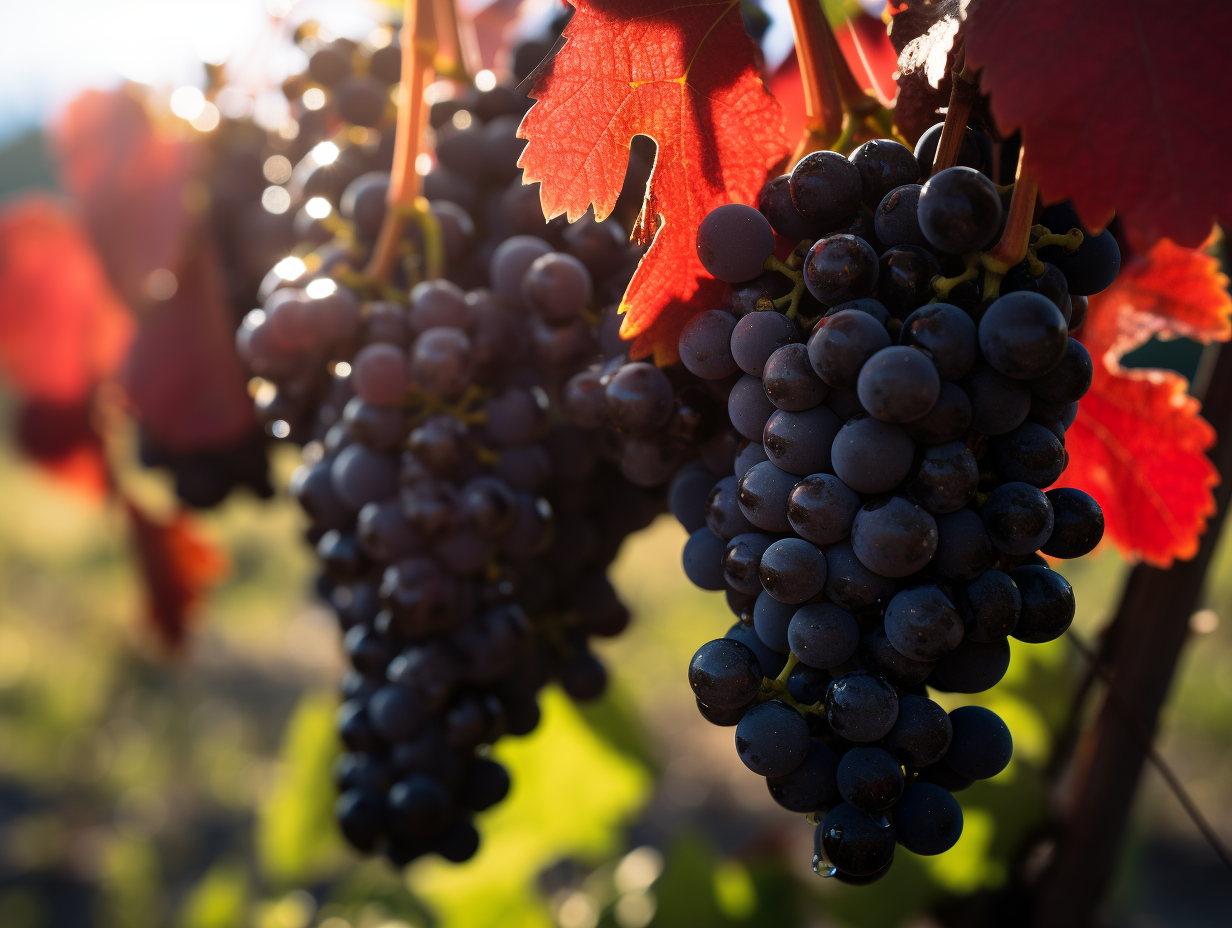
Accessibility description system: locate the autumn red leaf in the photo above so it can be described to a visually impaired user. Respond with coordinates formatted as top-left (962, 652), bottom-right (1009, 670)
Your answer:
top-left (0, 196), bottom-right (134, 403)
top-left (518, 0), bottom-right (790, 362)
top-left (964, 0), bottom-right (1232, 252)
top-left (53, 89), bottom-right (200, 308)
top-left (125, 497), bottom-right (229, 650)
top-left (122, 240), bottom-right (256, 452)
top-left (15, 398), bottom-right (110, 498)
top-left (770, 12), bottom-right (900, 149)
top-left (1057, 240), bottom-right (1232, 566)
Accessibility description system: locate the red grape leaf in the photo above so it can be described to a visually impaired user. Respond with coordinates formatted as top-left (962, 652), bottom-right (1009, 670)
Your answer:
top-left (125, 497), bottom-right (229, 650)
top-left (517, 0), bottom-right (790, 362)
top-left (964, 0), bottom-right (1232, 251)
top-left (121, 239), bottom-right (257, 452)
top-left (15, 398), bottom-right (110, 498)
top-left (770, 12), bottom-right (900, 149)
top-left (0, 196), bottom-right (134, 403)
top-left (53, 89), bottom-right (200, 308)
top-left (1057, 240), bottom-right (1232, 566)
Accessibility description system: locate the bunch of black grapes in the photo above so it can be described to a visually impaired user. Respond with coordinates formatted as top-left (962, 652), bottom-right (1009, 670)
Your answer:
top-left (675, 123), bottom-right (1115, 882)
top-left (232, 49), bottom-right (705, 865)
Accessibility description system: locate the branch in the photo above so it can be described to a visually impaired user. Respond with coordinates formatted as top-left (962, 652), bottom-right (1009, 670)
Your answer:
top-left (365, 0), bottom-right (438, 283)
top-left (785, 0), bottom-right (844, 159)
top-left (431, 0), bottom-right (469, 82)
top-left (930, 54), bottom-right (979, 175)
top-left (980, 147), bottom-right (1037, 297)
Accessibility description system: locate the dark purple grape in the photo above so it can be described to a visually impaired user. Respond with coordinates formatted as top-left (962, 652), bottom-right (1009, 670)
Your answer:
top-left (917, 167), bottom-right (1003, 255)
top-left (605, 362), bottom-right (674, 432)
top-left (849, 139), bottom-right (920, 210)
top-left (982, 481), bottom-right (1054, 555)
top-left (408, 280), bottom-right (469, 337)
top-left (931, 507), bottom-right (996, 581)
top-left (1069, 295), bottom-right (1088, 332)
top-left (990, 422), bottom-right (1066, 487)
top-left (758, 173), bottom-right (814, 240)
top-left (898, 303), bottom-right (978, 380)
top-left (762, 406), bottom-right (842, 476)
top-left (727, 620), bottom-right (789, 678)
top-left (835, 207), bottom-right (886, 256)
top-left (731, 311), bottom-right (800, 377)
top-left (767, 741), bottom-right (840, 813)
top-left (1028, 338), bottom-right (1092, 404)
top-left (826, 670), bottom-right (899, 742)
top-left (884, 585), bottom-right (963, 661)
top-left (759, 538), bottom-right (827, 604)
top-left (688, 638), bottom-right (764, 709)
top-left (619, 437), bottom-right (679, 487)
top-left (723, 532), bottom-right (776, 595)
top-left (1036, 202), bottom-right (1121, 296)
top-left (669, 463), bottom-right (716, 534)
top-left (876, 245), bottom-right (940, 317)
top-left (696, 203), bottom-right (775, 283)
top-left (804, 234), bottom-right (880, 305)
top-left (1010, 565), bottom-right (1075, 643)
top-left (734, 699), bottom-right (810, 776)
top-left (874, 185), bottom-right (928, 248)
top-left (788, 150), bottom-right (863, 231)
top-left (753, 590), bottom-right (795, 653)
top-left (824, 384), bottom-right (867, 419)
top-left (728, 373), bottom-right (778, 440)
top-left (931, 636), bottom-right (1010, 693)
top-left (903, 382), bottom-right (972, 443)
top-left (562, 369), bottom-right (607, 429)
top-left (724, 272), bottom-right (793, 317)
top-left (858, 625), bottom-right (934, 686)
top-left (763, 343), bottom-right (828, 411)
top-left (857, 345), bottom-right (941, 423)
top-left (788, 602), bottom-right (859, 669)
top-left (979, 291), bottom-right (1069, 380)
top-left (410, 327), bottom-right (474, 399)
top-left (737, 460), bottom-right (798, 532)
top-left (945, 705), bottom-right (1012, 779)
top-left (826, 297), bottom-right (890, 325)
top-left (819, 803), bottom-right (896, 876)
top-left (336, 789), bottom-right (385, 851)
top-left (733, 437), bottom-right (769, 481)
top-left (1003, 261), bottom-right (1071, 319)
top-left (332, 444), bottom-right (398, 511)
top-left (807, 308), bottom-right (891, 387)
top-left (357, 500), bottom-right (421, 561)
top-left (787, 473), bottom-right (860, 545)
top-left (362, 301), bottom-right (411, 348)
top-left (344, 397), bottom-right (405, 451)
top-left (914, 122), bottom-right (990, 177)
top-left (706, 475), bottom-right (756, 539)
top-left (958, 569), bottom-right (1022, 641)
top-left (906, 441), bottom-right (979, 513)
top-left (522, 252), bottom-right (592, 325)
top-left (682, 527), bottom-right (727, 591)
top-left (962, 364), bottom-right (1031, 435)
top-left (786, 662), bottom-right (831, 705)
top-left (831, 415), bottom-right (915, 494)
top-left (489, 235), bottom-right (553, 305)
top-left (892, 783), bottom-right (963, 855)
top-left (697, 696), bottom-right (754, 726)
top-left (883, 695), bottom-right (952, 767)
top-left (1041, 488), bottom-right (1104, 558)
top-left (824, 540), bottom-right (897, 611)
top-left (838, 747), bottom-right (904, 812)
top-left (678, 310), bottom-right (740, 379)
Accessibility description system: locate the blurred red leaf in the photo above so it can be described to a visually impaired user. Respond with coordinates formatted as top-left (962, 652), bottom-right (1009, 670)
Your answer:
top-left (518, 0), bottom-right (789, 362)
top-left (121, 239), bottom-right (256, 452)
top-left (0, 197), bottom-right (134, 402)
top-left (1058, 240), bottom-right (1232, 566)
top-left (770, 12), bottom-right (900, 149)
top-left (964, 0), bottom-right (1232, 251)
top-left (53, 89), bottom-right (200, 307)
top-left (15, 398), bottom-right (110, 498)
top-left (125, 497), bottom-right (229, 650)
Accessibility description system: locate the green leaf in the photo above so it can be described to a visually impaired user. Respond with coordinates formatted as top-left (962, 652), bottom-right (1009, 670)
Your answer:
top-left (255, 691), bottom-right (345, 884)
top-left (177, 863), bottom-right (248, 928)
top-left (409, 686), bottom-right (652, 928)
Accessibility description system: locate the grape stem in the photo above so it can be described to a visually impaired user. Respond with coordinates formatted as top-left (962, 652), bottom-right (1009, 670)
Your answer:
top-left (365, 0), bottom-right (440, 284)
top-left (763, 254), bottom-right (808, 319)
top-left (930, 56), bottom-right (980, 175)
top-left (931, 253), bottom-right (980, 300)
top-left (431, 0), bottom-right (470, 82)
top-left (980, 147), bottom-right (1039, 298)
top-left (775, 652), bottom-right (801, 685)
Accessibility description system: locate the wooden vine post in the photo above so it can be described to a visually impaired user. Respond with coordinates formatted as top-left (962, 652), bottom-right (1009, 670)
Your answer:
top-left (1032, 338), bottom-right (1232, 926)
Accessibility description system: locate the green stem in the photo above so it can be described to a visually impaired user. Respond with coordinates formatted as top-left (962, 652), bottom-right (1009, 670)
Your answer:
top-left (775, 652), bottom-right (801, 686)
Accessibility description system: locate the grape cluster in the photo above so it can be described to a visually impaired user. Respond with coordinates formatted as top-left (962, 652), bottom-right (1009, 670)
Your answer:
top-left (234, 52), bottom-right (680, 865)
top-left (680, 125), bottom-right (1112, 882)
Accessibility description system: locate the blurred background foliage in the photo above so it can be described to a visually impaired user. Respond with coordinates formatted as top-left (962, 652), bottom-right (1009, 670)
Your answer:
top-left (1, 50), bottom-right (1231, 928)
